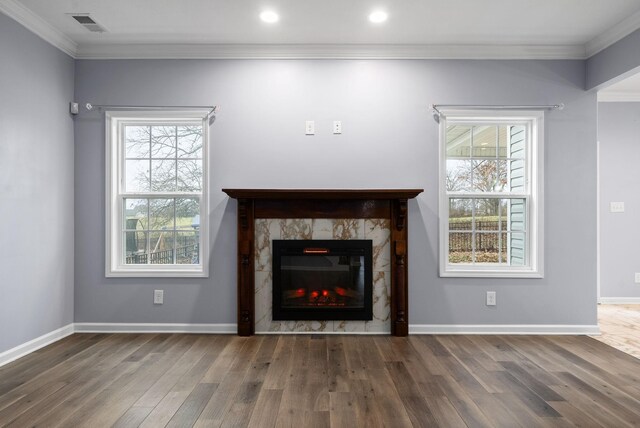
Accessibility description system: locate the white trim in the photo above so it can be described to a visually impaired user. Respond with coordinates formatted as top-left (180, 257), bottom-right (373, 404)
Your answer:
top-left (74, 323), bottom-right (236, 334)
top-left (586, 8), bottom-right (640, 57)
top-left (74, 43), bottom-right (587, 60)
top-left (0, 324), bottom-right (74, 368)
top-left (409, 324), bottom-right (600, 335)
top-left (439, 270), bottom-right (543, 279)
top-left (598, 297), bottom-right (640, 304)
top-left (0, 0), bottom-right (77, 57)
top-left (105, 110), bottom-right (210, 277)
top-left (597, 92), bottom-right (640, 102)
top-left (597, 140), bottom-right (601, 301)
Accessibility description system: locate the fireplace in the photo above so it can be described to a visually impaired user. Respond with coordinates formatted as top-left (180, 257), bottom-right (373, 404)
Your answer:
top-left (272, 240), bottom-right (373, 321)
top-left (221, 188), bottom-right (423, 336)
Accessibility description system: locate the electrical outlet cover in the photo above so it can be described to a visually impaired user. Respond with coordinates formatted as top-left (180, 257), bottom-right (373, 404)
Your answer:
top-left (486, 291), bottom-right (497, 306)
top-left (154, 289), bottom-right (164, 304)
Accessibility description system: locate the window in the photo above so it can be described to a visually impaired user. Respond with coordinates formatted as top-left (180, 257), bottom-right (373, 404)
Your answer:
top-left (106, 111), bottom-right (209, 277)
top-left (439, 110), bottom-right (543, 278)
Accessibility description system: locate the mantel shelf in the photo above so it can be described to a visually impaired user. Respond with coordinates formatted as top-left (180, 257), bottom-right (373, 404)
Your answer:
top-left (222, 188), bottom-right (423, 200)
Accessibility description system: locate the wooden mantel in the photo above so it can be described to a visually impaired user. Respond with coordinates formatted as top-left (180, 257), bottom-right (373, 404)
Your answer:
top-left (222, 188), bottom-right (423, 337)
top-left (222, 189), bottom-right (423, 200)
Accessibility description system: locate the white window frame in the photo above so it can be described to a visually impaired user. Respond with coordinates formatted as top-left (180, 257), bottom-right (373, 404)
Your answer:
top-left (439, 109), bottom-right (544, 278)
top-left (105, 110), bottom-right (209, 277)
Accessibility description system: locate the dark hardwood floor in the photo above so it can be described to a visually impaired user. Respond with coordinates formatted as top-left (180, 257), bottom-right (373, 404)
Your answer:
top-left (0, 333), bottom-right (639, 427)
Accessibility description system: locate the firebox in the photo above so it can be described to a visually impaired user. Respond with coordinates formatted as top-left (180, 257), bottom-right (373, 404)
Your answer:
top-left (272, 240), bottom-right (373, 321)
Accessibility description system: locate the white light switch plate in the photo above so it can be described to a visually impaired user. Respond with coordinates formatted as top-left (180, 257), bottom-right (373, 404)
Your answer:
top-left (305, 120), bottom-right (315, 135)
top-left (610, 202), bottom-right (625, 213)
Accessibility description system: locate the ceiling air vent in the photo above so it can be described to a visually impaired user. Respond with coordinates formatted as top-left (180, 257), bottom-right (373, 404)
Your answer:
top-left (69, 14), bottom-right (107, 33)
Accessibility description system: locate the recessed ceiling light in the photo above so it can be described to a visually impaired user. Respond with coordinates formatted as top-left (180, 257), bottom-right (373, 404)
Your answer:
top-left (368, 10), bottom-right (388, 23)
top-left (260, 10), bottom-right (279, 23)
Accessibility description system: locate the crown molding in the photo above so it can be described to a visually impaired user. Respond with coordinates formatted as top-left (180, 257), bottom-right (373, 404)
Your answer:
top-left (598, 91), bottom-right (640, 102)
top-left (586, 8), bottom-right (640, 57)
top-left (0, 0), bottom-right (77, 57)
top-left (6, 0), bottom-right (640, 61)
top-left (75, 42), bottom-right (587, 60)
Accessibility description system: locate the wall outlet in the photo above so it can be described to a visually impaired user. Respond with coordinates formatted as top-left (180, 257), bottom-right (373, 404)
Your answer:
top-left (333, 120), bottom-right (342, 134)
top-left (635, 273), bottom-right (640, 284)
top-left (486, 291), bottom-right (497, 306)
top-left (154, 289), bottom-right (164, 305)
top-left (610, 202), bottom-right (625, 213)
top-left (305, 120), bottom-right (315, 135)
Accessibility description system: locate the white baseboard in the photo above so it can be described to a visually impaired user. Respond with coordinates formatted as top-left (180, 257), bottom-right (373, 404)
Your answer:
top-left (409, 324), bottom-right (600, 335)
top-left (0, 322), bottom-right (604, 368)
top-left (0, 323), bottom-right (75, 368)
top-left (598, 297), bottom-right (640, 304)
top-left (73, 323), bottom-right (236, 334)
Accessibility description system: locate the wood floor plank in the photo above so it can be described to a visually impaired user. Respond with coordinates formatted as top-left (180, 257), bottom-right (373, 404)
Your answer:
top-left (326, 336), bottom-right (350, 393)
top-left (54, 335), bottom-right (196, 427)
top-left (499, 361), bottom-right (565, 401)
top-left (366, 368), bottom-right (414, 427)
top-left (385, 361), bottom-right (440, 427)
top-left (8, 334), bottom-right (175, 428)
top-left (0, 335), bottom-right (110, 410)
top-left (112, 405), bottom-right (154, 428)
top-left (246, 388), bottom-right (283, 428)
top-left (166, 383), bottom-right (218, 428)
top-left (432, 374), bottom-right (495, 428)
top-left (194, 337), bottom-right (263, 426)
top-left (550, 382), bottom-right (634, 428)
top-left (556, 371), bottom-right (640, 426)
top-left (464, 385), bottom-right (526, 427)
top-left (0, 381), bottom-right (68, 425)
top-left (134, 335), bottom-right (226, 409)
top-left (493, 392), bottom-right (558, 428)
top-left (493, 371), bottom-right (562, 418)
top-left (262, 336), bottom-right (295, 390)
top-left (548, 401), bottom-right (606, 428)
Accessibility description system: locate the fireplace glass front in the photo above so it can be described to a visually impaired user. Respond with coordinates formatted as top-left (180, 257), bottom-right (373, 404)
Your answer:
top-left (272, 239), bottom-right (373, 321)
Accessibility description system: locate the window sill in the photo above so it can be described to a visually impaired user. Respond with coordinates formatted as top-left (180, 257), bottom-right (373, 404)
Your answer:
top-left (106, 267), bottom-right (208, 278)
top-left (440, 268), bottom-right (543, 279)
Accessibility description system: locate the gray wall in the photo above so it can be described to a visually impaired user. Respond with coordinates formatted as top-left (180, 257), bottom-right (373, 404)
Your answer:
top-left (0, 13), bottom-right (75, 354)
top-left (587, 28), bottom-right (640, 90)
top-left (74, 59), bottom-right (597, 326)
top-left (598, 102), bottom-right (640, 299)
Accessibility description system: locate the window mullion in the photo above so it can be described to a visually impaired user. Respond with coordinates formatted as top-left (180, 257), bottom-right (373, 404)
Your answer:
top-left (471, 197), bottom-right (476, 264)
top-left (147, 126), bottom-right (152, 265)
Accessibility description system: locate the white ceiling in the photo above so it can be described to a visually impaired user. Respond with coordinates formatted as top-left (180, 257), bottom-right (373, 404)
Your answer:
top-left (3, 0), bottom-right (640, 59)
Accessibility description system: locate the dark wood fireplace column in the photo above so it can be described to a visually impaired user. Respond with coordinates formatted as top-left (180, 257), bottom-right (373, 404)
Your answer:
top-left (222, 189), bottom-right (423, 337)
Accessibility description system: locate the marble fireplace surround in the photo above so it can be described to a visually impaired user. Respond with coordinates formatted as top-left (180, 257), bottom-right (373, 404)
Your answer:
top-left (222, 189), bottom-right (423, 337)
